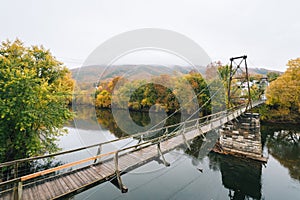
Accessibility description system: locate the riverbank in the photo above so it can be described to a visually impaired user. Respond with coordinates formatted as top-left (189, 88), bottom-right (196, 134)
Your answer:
top-left (251, 104), bottom-right (300, 124)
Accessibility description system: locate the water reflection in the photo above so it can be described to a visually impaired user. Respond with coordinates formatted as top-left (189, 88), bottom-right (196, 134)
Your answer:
top-left (210, 154), bottom-right (262, 200)
top-left (67, 107), bottom-right (300, 199)
top-left (96, 108), bottom-right (181, 138)
top-left (185, 136), bottom-right (262, 200)
top-left (62, 108), bottom-right (300, 200)
top-left (261, 123), bottom-right (300, 182)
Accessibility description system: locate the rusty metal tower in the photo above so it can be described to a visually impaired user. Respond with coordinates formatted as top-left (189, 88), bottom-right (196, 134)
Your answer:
top-left (227, 55), bottom-right (252, 110)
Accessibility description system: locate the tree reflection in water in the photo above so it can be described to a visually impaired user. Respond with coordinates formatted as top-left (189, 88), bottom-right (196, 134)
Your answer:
top-left (186, 136), bottom-right (263, 200)
top-left (96, 108), bottom-right (181, 138)
top-left (261, 123), bottom-right (300, 182)
top-left (71, 106), bottom-right (299, 198)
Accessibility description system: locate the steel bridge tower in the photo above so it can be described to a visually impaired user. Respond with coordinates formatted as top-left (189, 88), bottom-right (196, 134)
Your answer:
top-left (227, 55), bottom-right (252, 110)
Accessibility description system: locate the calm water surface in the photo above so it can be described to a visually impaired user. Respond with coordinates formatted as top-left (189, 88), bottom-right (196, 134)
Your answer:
top-left (59, 109), bottom-right (300, 200)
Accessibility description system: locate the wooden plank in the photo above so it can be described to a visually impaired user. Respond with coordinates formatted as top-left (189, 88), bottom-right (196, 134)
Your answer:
top-left (55, 177), bottom-right (71, 194)
top-left (37, 183), bottom-right (51, 200)
top-left (129, 151), bottom-right (146, 161)
top-left (139, 146), bottom-right (157, 157)
top-left (80, 169), bottom-right (93, 182)
top-left (93, 164), bottom-right (114, 177)
top-left (52, 178), bottom-right (68, 196)
top-left (61, 176), bottom-right (76, 191)
top-left (119, 154), bottom-right (139, 167)
top-left (73, 172), bottom-right (87, 187)
top-left (1, 192), bottom-right (12, 200)
top-left (102, 161), bottom-right (116, 172)
top-left (127, 152), bottom-right (146, 161)
top-left (50, 179), bottom-right (62, 197)
top-left (116, 158), bottom-right (128, 170)
top-left (100, 163), bottom-right (116, 176)
top-left (90, 165), bottom-right (102, 175)
top-left (34, 184), bottom-right (45, 200)
top-left (23, 187), bottom-right (35, 200)
top-left (75, 170), bottom-right (90, 184)
top-left (66, 174), bottom-right (81, 188)
top-left (86, 168), bottom-right (102, 180)
top-left (90, 166), bottom-right (104, 179)
top-left (81, 169), bottom-right (96, 182)
top-left (30, 185), bottom-right (41, 200)
top-left (44, 180), bottom-right (56, 199)
top-left (21, 189), bottom-right (30, 200)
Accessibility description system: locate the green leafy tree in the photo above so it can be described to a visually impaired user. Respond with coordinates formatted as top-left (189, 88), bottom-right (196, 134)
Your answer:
top-left (267, 71), bottom-right (280, 82)
top-left (0, 39), bottom-right (74, 162)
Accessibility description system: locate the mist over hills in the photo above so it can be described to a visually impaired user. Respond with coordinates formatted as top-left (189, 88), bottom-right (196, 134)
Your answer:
top-left (70, 64), bottom-right (281, 84)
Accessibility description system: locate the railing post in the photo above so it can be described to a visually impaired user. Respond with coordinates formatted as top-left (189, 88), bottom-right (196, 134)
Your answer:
top-left (198, 126), bottom-right (206, 141)
top-left (17, 181), bottom-right (22, 200)
top-left (114, 151), bottom-right (128, 193)
top-left (157, 143), bottom-right (170, 167)
top-left (180, 124), bottom-right (191, 150)
top-left (164, 127), bottom-right (168, 135)
top-left (94, 144), bottom-right (102, 164)
top-left (227, 113), bottom-right (230, 124)
top-left (12, 180), bottom-right (22, 200)
top-left (14, 162), bottom-right (18, 179)
top-left (12, 162), bottom-right (21, 200)
top-left (135, 135), bottom-right (143, 149)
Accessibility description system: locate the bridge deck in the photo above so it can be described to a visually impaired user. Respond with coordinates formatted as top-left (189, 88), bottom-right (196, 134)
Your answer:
top-left (2, 128), bottom-right (201, 200)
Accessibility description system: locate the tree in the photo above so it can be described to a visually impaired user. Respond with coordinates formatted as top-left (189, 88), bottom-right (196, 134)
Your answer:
top-left (0, 39), bottom-right (74, 162)
top-left (267, 71), bottom-right (280, 82)
top-left (95, 89), bottom-right (111, 108)
top-left (265, 58), bottom-right (300, 121)
top-left (184, 72), bottom-right (211, 115)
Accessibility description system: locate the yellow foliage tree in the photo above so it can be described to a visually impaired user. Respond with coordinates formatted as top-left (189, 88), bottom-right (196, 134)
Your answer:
top-left (266, 58), bottom-right (300, 120)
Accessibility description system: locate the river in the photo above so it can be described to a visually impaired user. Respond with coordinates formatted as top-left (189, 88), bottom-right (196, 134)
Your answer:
top-left (58, 109), bottom-right (300, 200)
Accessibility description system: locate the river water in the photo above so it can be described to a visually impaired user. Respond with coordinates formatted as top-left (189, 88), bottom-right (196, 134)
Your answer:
top-left (59, 109), bottom-right (300, 200)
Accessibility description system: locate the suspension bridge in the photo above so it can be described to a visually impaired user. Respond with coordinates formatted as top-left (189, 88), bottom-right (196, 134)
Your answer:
top-left (0, 101), bottom-right (264, 200)
top-left (0, 56), bottom-right (268, 199)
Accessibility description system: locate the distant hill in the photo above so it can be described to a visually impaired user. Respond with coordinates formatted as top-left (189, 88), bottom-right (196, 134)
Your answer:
top-left (248, 68), bottom-right (282, 76)
top-left (71, 65), bottom-right (196, 84)
top-left (70, 65), bottom-right (281, 84)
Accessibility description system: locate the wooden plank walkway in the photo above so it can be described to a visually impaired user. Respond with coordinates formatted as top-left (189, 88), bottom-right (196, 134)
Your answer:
top-left (1, 130), bottom-right (201, 200)
top-left (0, 103), bottom-right (259, 200)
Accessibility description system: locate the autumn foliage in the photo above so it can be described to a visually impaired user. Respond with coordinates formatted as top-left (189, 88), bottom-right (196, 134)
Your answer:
top-left (95, 72), bottom-right (211, 115)
top-left (0, 40), bottom-right (74, 162)
top-left (265, 58), bottom-right (300, 121)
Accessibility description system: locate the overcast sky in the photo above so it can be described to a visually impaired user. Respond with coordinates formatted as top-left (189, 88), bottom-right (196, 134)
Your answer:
top-left (1, 0), bottom-right (300, 71)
